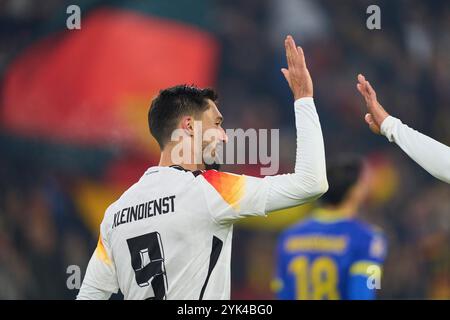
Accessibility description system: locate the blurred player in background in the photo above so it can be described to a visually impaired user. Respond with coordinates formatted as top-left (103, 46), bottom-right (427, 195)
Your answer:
top-left (77, 36), bottom-right (328, 300)
top-left (357, 74), bottom-right (450, 184)
top-left (273, 155), bottom-right (387, 300)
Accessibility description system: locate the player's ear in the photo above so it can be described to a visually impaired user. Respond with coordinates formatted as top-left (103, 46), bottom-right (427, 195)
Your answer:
top-left (180, 116), bottom-right (195, 136)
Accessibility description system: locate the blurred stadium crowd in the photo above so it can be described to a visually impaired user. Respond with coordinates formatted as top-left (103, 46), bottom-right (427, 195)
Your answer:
top-left (0, 0), bottom-right (449, 299)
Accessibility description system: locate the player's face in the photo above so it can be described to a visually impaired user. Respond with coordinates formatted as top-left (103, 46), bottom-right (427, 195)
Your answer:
top-left (199, 99), bottom-right (227, 164)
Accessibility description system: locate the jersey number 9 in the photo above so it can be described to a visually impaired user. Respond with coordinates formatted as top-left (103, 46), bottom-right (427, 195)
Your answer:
top-left (127, 232), bottom-right (168, 300)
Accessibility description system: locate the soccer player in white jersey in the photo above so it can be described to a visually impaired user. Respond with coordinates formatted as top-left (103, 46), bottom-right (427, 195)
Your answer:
top-left (357, 74), bottom-right (450, 184)
top-left (77, 36), bottom-right (329, 300)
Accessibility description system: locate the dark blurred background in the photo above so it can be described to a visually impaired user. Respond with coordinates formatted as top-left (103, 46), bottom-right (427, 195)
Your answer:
top-left (0, 0), bottom-right (449, 299)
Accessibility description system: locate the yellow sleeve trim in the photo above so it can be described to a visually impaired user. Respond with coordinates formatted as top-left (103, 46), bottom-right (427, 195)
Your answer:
top-left (270, 278), bottom-right (283, 293)
top-left (95, 235), bottom-right (112, 265)
top-left (350, 261), bottom-right (382, 276)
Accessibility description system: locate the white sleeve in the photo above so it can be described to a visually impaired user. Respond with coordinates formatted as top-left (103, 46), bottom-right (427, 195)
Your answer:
top-left (77, 282), bottom-right (113, 300)
top-left (264, 97), bottom-right (328, 212)
top-left (200, 97), bottom-right (328, 223)
top-left (77, 221), bottom-right (120, 298)
top-left (381, 116), bottom-right (450, 184)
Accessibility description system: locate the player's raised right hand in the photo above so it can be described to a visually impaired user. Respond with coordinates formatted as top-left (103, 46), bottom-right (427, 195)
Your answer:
top-left (281, 35), bottom-right (313, 100)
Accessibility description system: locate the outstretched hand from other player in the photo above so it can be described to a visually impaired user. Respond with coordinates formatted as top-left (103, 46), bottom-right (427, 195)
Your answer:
top-left (282, 35), bottom-right (313, 100)
top-left (356, 74), bottom-right (390, 134)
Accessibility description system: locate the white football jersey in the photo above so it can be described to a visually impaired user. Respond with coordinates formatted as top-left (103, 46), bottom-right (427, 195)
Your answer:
top-left (380, 116), bottom-right (450, 184)
top-left (81, 165), bottom-right (271, 300)
top-left (78, 98), bottom-right (328, 300)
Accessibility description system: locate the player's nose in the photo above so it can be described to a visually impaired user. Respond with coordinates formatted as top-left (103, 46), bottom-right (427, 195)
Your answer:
top-left (220, 127), bottom-right (228, 143)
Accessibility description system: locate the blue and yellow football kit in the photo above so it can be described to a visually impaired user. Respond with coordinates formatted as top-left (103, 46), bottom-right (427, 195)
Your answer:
top-left (274, 209), bottom-right (387, 300)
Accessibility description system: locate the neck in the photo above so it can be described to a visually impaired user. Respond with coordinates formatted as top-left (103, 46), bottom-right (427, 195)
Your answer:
top-left (158, 147), bottom-right (205, 172)
top-left (323, 197), bottom-right (359, 218)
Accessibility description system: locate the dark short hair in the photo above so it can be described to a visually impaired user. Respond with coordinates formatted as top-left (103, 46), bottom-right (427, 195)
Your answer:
top-left (148, 85), bottom-right (218, 149)
top-left (320, 154), bottom-right (364, 206)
